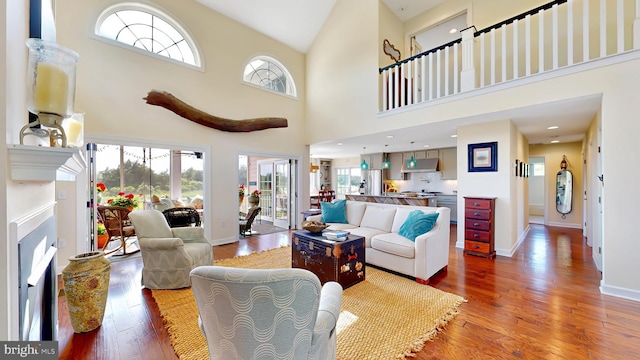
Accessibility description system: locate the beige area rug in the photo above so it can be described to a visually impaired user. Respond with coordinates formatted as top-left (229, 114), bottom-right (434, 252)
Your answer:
top-left (151, 246), bottom-right (466, 360)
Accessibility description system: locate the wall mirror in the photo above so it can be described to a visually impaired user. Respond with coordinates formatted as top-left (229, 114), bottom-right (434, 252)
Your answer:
top-left (556, 169), bottom-right (573, 216)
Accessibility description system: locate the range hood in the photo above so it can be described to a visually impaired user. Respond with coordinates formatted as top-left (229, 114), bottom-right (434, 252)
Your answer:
top-left (401, 158), bottom-right (439, 173)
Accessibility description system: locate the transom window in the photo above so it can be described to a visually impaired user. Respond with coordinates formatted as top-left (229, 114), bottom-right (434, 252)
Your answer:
top-left (95, 4), bottom-right (201, 67)
top-left (243, 56), bottom-right (297, 97)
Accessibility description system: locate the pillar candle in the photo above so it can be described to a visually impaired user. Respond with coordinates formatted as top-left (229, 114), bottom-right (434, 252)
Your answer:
top-left (34, 62), bottom-right (69, 115)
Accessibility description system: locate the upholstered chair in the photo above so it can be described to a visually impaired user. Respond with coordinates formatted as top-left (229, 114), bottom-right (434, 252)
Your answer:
top-left (128, 210), bottom-right (213, 289)
top-left (190, 266), bottom-right (343, 360)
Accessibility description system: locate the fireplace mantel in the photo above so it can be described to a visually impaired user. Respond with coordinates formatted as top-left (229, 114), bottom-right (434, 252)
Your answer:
top-left (8, 144), bottom-right (86, 181)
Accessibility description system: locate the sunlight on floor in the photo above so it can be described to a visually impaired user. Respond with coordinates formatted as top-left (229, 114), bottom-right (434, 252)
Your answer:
top-left (336, 311), bottom-right (358, 334)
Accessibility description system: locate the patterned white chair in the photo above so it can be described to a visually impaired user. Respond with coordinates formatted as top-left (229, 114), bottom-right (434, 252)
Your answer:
top-left (190, 266), bottom-right (343, 360)
top-left (128, 210), bottom-right (213, 289)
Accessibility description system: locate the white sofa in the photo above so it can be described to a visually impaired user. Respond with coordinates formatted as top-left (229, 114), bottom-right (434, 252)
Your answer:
top-left (307, 200), bottom-right (450, 284)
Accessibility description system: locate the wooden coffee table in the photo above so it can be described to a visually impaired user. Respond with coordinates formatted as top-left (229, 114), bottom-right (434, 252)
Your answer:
top-left (291, 230), bottom-right (365, 289)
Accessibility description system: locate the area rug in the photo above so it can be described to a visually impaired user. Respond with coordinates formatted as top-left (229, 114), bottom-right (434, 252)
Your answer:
top-left (151, 246), bottom-right (466, 360)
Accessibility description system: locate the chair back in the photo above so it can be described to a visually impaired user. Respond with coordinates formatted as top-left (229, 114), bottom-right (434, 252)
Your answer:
top-left (128, 210), bottom-right (173, 239)
top-left (163, 207), bottom-right (201, 227)
top-left (190, 266), bottom-right (322, 359)
top-left (97, 206), bottom-right (135, 239)
top-left (240, 206), bottom-right (261, 236)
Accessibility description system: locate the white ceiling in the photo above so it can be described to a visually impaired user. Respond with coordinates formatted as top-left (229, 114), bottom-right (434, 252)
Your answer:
top-left (197, 0), bottom-right (598, 159)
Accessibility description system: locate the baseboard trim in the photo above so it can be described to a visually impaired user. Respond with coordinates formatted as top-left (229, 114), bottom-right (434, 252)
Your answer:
top-left (600, 282), bottom-right (640, 302)
top-left (211, 236), bottom-right (237, 246)
top-left (546, 221), bottom-right (582, 229)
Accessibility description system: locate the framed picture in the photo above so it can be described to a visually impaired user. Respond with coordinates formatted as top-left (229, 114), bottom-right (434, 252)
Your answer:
top-left (468, 142), bottom-right (498, 172)
top-left (515, 159), bottom-right (520, 176)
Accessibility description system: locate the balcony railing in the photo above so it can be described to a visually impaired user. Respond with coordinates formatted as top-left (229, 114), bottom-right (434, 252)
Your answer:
top-left (379, 0), bottom-right (639, 112)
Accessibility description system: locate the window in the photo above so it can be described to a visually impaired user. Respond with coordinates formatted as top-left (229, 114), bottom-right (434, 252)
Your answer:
top-left (532, 162), bottom-right (545, 176)
top-left (335, 167), bottom-right (361, 199)
top-left (243, 56), bottom-right (297, 97)
top-left (95, 4), bottom-right (201, 67)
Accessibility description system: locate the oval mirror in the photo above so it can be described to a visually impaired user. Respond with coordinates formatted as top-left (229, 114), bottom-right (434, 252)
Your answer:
top-left (556, 170), bottom-right (573, 215)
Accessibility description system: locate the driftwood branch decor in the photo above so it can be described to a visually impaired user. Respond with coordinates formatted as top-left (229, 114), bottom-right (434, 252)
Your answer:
top-left (143, 90), bottom-right (288, 132)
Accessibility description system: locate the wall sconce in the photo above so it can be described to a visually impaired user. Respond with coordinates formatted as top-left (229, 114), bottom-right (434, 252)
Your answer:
top-left (310, 164), bottom-right (319, 173)
top-left (560, 155), bottom-right (568, 170)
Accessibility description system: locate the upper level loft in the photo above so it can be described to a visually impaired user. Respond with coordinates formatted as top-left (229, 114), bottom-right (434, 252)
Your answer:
top-left (379, 0), bottom-right (640, 114)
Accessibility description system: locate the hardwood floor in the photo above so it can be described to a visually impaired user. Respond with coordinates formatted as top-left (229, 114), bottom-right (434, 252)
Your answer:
top-left (57, 225), bottom-right (640, 359)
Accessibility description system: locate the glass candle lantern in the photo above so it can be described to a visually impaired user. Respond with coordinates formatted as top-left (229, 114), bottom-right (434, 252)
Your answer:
top-left (21, 38), bottom-right (79, 147)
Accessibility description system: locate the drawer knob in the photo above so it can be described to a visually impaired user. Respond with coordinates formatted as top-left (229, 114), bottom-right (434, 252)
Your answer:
top-left (474, 222), bottom-right (480, 226)
top-left (474, 234), bottom-right (479, 238)
top-left (474, 212), bottom-right (480, 216)
top-left (473, 245), bottom-right (479, 249)
top-left (474, 202), bottom-right (479, 206)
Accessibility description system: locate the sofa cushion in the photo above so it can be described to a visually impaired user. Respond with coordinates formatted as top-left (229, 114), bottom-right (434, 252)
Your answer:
top-left (345, 201), bottom-right (367, 226)
top-left (321, 199), bottom-right (348, 223)
top-left (349, 227), bottom-right (389, 247)
top-left (370, 233), bottom-right (416, 258)
top-left (359, 206), bottom-right (396, 232)
top-left (398, 210), bottom-right (439, 241)
top-left (326, 223), bottom-right (358, 231)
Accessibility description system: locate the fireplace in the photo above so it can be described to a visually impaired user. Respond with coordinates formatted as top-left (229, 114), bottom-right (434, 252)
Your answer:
top-left (17, 215), bottom-right (57, 341)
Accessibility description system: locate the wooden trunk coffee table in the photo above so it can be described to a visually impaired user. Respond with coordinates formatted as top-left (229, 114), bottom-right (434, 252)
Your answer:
top-left (291, 230), bottom-right (365, 289)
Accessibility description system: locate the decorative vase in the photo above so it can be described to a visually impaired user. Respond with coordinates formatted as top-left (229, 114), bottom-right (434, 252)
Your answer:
top-left (62, 251), bottom-right (111, 333)
top-left (96, 193), bottom-right (102, 204)
top-left (239, 195), bottom-right (244, 206)
top-left (248, 196), bottom-right (260, 207)
top-left (97, 234), bottom-right (109, 249)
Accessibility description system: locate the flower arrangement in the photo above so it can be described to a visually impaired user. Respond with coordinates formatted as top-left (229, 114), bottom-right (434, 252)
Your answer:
top-left (107, 191), bottom-right (139, 208)
top-left (239, 185), bottom-right (246, 197)
top-left (96, 182), bottom-right (106, 193)
top-left (250, 190), bottom-right (261, 198)
top-left (97, 222), bottom-right (107, 235)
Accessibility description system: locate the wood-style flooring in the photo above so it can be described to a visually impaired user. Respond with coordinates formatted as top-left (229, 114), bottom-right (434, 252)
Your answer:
top-left (57, 224), bottom-right (640, 359)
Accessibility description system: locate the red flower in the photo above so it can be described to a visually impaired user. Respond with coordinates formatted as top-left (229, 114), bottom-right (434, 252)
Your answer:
top-left (118, 191), bottom-right (125, 196)
top-left (96, 183), bottom-right (106, 193)
top-left (107, 199), bottom-right (113, 204)
top-left (125, 193), bottom-right (134, 199)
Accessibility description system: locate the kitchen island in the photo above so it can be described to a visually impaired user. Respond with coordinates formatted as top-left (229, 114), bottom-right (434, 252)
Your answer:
top-left (346, 194), bottom-right (437, 207)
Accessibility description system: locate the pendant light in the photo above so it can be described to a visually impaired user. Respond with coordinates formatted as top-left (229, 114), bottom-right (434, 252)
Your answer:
top-left (406, 142), bottom-right (417, 168)
top-left (360, 147), bottom-right (369, 169)
top-left (382, 145), bottom-right (391, 169)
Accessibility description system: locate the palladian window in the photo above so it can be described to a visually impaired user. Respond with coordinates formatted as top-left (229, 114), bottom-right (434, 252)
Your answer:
top-left (95, 4), bottom-right (201, 67)
top-left (243, 56), bottom-right (297, 97)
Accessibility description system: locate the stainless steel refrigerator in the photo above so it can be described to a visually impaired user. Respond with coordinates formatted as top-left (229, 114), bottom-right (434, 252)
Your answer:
top-left (360, 170), bottom-right (382, 196)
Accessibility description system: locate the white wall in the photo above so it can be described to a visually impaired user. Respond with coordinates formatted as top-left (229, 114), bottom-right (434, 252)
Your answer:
top-left (528, 157), bottom-right (545, 212)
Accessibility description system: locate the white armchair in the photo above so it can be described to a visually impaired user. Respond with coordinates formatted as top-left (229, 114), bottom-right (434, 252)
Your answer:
top-left (128, 210), bottom-right (212, 289)
top-left (190, 266), bottom-right (343, 360)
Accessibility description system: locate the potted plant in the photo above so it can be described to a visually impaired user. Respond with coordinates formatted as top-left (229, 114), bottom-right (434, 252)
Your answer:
top-left (107, 191), bottom-right (139, 211)
top-left (248, 189), bottom-right (261, 206)
top-left (239, 184), bottom-right (246, 206)
top-left (96, 182), bottom-right (106, 204)
top-left (96, 222), bottom-right (108, 249)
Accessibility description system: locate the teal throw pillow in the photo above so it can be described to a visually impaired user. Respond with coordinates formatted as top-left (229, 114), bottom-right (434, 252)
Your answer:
top-left (321, 199), bottom-right (348, 224)
top-left (398, 210), bottom-right (439, 241)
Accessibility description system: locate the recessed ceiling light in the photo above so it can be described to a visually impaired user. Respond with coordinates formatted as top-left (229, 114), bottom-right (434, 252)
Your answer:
top-left (451, 134), bottom-right (458, 138)
top-left (386, 135), bottom-right (394, 139)
top-left (423, 144), bottom-right (430, 148)
top-left (449, 28), bottom-right (458, 34)
top-left (337, 142), bottom-right (343, 146)
top-left (550, 140), bottom-right (560, 143)
top-left (547, 126), bottom-right (559, 130)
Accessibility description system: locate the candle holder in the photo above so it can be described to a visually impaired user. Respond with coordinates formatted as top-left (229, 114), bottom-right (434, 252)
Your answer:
top-left (20, 38), bottom-right (79, 147)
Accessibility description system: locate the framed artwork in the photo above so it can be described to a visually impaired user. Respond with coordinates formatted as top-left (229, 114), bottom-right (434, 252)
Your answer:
top-left (515, 159), bottom-right (520, 176)
top-left (468, 142), bottom-right (498, 172)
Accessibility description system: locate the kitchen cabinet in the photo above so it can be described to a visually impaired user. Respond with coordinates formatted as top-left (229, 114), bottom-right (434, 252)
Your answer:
top-left (426, 149), bottom-right (439, 159)
top-left (414, 150), bottom-right (427, 159)
top-left (436, 195), bottom-right (457, 224)
top-left (402, 152), bottom-right (414, 162)
top-left (361, 153), bottom-right (383, 170)
top-left (384, 152), bottom-right (407, 180)
top-left (439, 147), bottom-right (457, 180)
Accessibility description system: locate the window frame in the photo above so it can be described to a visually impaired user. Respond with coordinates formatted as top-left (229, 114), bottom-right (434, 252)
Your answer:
top-left (242, 55), bottom-right (297, 98)
top-left (93, 2), bottom-right (203, 71)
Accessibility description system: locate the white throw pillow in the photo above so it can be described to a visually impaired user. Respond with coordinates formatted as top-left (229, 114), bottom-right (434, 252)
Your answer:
top-left (359, 206), bottom-right (396, 232)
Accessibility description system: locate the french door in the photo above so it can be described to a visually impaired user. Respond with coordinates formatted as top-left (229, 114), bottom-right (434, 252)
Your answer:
top-left (257, 159), bottom-right (293, 229)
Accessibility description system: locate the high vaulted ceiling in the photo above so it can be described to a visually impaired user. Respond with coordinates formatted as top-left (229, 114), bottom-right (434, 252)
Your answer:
top-left (197, 1), bottom-right (598, 158)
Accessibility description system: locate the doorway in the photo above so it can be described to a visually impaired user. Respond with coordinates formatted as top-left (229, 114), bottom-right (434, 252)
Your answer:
top-left (528, 157), bottom-right (545, 224)
top-left (239, 154), bottom-right (298, 235)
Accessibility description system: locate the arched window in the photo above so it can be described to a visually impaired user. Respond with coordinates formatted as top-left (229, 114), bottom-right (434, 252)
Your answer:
top-left (243, 56), bottom-right (297, 97)
top-left (95, 3), bottom-right (201, 67)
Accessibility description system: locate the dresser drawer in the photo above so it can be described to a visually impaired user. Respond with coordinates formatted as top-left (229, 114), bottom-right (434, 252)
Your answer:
top-left (465, 229), bottom-right (492, 242)
top-left (465, 209), bottom-right (491, 220)
top-left (465, 218), bottom-right (491, 231)
top-left (465, 240), bottom-right (491, 253)
top-left (465, 198), bottom-right (493, 210)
